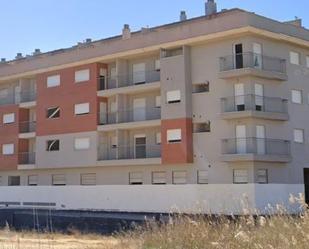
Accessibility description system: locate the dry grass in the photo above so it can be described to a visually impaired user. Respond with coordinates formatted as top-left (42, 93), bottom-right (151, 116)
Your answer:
top-left (1, 196), bottom-right (308, 249)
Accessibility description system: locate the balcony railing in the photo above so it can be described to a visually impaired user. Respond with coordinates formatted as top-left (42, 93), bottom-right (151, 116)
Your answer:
top-left (20, 90), bottom-right (36, 103)
top-left (222, 138), bottom-right (290, 156)
top-left (98, 144), bottom-right (161, 161)
top-left (0, 90), bottom-right (36, 106)
top-left (98, 107), bottom-right (161, 125)
top-left (221, 95), bottom-right (288, 114)
top-left (219, 52), bottom-right (286, 74)
top-left (19, 121), bottom-right (36, 133)
top-left (18, 152), bottom-right (36, 165)
top-left (97, 70), bottom-right (161, 90)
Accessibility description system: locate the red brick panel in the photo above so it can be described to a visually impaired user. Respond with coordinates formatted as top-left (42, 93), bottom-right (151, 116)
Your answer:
top-left (161, 118), bottom-right (193, 164)
top-left (36, 63), bottom-right (107, 136)
top-left (0, 105), bottom-right (20, 170)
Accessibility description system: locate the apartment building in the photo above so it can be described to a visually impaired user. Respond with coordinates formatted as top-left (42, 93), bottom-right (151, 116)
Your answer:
top-left (0, 1), bottom-right (308, 213)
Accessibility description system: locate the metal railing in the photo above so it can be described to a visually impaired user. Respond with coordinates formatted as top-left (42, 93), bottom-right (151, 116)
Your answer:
top-left (221, 95), bottom-right (288, 114)
top-left (219, 52), bottom-right (286, 74)
top-left (19, 121), bottom-right (36, 133)
top-left (222, 138), bottom-right (290, 156)
top-left (98, 107), bottom-right (161, 125)
top-left (18, 152), bottom-right (36, 165)
top-left (97, 70), bottom-right (161, 90)
top-left (0, 90), bottom-right (36, 106)
top-left (98, 144), bottom-right (161, 161)
top-left (20, 90), bottom-right (36, 103)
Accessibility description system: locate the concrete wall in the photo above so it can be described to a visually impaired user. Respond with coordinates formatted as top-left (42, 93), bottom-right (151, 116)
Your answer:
top-left (0, 184), bottom-right (304, 215)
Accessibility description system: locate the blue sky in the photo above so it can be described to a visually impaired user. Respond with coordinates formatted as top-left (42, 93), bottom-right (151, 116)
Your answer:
top-left (1, 0), bottom-right (308, 61)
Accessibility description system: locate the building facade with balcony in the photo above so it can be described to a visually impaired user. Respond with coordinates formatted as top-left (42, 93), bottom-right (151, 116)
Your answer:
top-left (0, 1), bottom-right (308, 214)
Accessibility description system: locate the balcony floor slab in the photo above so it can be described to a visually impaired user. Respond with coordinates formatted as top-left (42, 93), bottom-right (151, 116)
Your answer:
top-left (220, 111), bottom-right (289, 121)
top-left (221, 153), bottom-right (291, 163)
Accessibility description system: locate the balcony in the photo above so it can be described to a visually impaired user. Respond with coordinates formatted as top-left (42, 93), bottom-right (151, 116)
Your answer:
top-left (98, 107), bottom-right (161, 131)
top-left (0, 90), bottom-right (36, 107)
top-left (19, 121), bottom-right (36, 138)
top-left (221, 138), bottom-right (291, 162)
top-left (221, 95), bottom-right (289, 121)
top-left (97, 70), bottom-right (161, 97)
top-left (219, 52), bottom-right (287, 81)
top-left (18, 152), bottom-right (36, 165)
top-left (97, 144), bottom-right (161, 166)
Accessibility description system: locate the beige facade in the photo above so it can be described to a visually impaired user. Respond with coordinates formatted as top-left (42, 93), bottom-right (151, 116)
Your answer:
top-left (0, 6), bottom-right (309, 197)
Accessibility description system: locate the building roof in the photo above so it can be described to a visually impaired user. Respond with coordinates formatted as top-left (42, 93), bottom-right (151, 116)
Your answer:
top-left (0, 8), bottom-right (308, 80)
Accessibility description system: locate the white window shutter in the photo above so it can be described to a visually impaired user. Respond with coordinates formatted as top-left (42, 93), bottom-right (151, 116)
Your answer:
top-left (75, 69), bottom-right (90, 83)
top-left (2, 144), bottom-right (14, 155)
top-left (234, 169), bottom-right (248, 183)
top-left (74, 103), bottom-right (90, 115)
top-left (74, 138), bottom-right (90, 150)
top-left (167, 129), bottom-right (182, 143)
top-left (290, 51), bottom-right (300, 65)
top-left (3, 113), bottom-right (15, 124)
top-left (292, 90), bottom-right (302, 104)
top-left (166, 90), bottom-right (181, 103)
top-left (47, 75), bottom-right (60, 87)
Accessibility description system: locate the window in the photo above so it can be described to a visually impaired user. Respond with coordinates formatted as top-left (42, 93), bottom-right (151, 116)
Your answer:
top-left (74, 138), bottom-right (90, 150)
top-left (81, 173), bottom-right (96, 185)
top-left (111, 136), bottom-right (117, 148)
top-left (172, 171), bottom-right (187, 184)
top-left (193, 122), bottom-right (211, 133)
top-left (193, 82), bottom-right (209, 93)
top-left (233, 169), bottom-right (248, 184)
top-left (155, 60), bottom-right (161, 71)
top-left (198, 170), bottom-right (209, 184)
top-left (152, 172), bottom-right (166, 185)
top-left (257, 169), bottom-right (268, 184)
top-left (155, 96), bottom-right (161, 108)
top-left (294, 129), bottom-right (304, 143)
top-left (156, 132), bottom-right (161, 145)
top-left (8, 176), bottom-right (20, 186)
top-left (132, 63), bottom-right (146, 84)
top-left (47, 75), bottom-right (60, 88)
top-left (290, 51), bottom-right (300, 65)
top-left (167, 129), bottom-right (182, 143)
top-left (0, 176), bottom-right (2, 186)
top-left (46, 107), bottom-right (60, 119)
top-left (306, 56), bottom-right (309, 68)
top-left (52, 174), bottom-right (66, 186)
top-left (28, 175), bottom-right (38, 186)
top-left (2, 144), bottom-right (14, 155)
top-left (74, 103), bottom-right (90, 115)
top-left (75, 69), bottom-right (90, 83)
top-left (129, 172), bottom-right (143, 185)
top-left (3, 113), bottom-right (15, 124)
top-left (46, 140), bottom-right (60, 151)
top-left (166, 90), bottom-right (181, 104)
top-left (291, 90), bottom-right (302, 104)
top-left (0, 89), bottom-right (8, 98)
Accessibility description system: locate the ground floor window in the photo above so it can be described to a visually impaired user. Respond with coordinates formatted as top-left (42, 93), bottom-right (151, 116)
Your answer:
top-left (8, 176), bottom-right (20, 186)
top-left (233, 169), bottom-right (248, 184)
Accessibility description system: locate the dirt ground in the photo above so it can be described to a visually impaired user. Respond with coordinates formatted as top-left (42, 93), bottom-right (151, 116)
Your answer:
top-left (0, 230), bottom-right (137, 249)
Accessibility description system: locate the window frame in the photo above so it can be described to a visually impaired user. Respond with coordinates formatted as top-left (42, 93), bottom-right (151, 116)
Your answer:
top-left (80, 173), bottom-right (96, 186)
top-left (46, 107), bottom-right (60, 119)
top-left (46, 140), bottom-right (60, 152)
top-left (167, 129), bottom-right (182, 144)
top-left (52, 174), bottom-right (66, 186)
top-left (8, 176), bottom-right (20, 186)
top-left (3, 113), bottom-right (15, 124)
top-left (166, 90), bottom-right (181, 104)
top-left (28, 175), bottom-right (38, 186)
top-left (197, 170), bottom-right (209, 184)
top-left (294, 129), bottom-right (304, 144)
top-left (290, 51), bottom-right (300, 65)
top-left (74, 137), bottom-right (90, 151)
top-left (257, 169), bottom-right (268, 184)
top-left (129, 172), bottom-right (143, 185)
top-left (2, 144), bottom-right (14, 155)
top-left (75, 69), bottom-right (90, 83)
top-left (172, 171), bottom-right (187, 185)
top-left (74, 103), bottom-right (90, 116)
top-left (291, 89), bottom-right (303, 104)
top-left (47, 74), bottom-right (60, 88)
top-left (233, 169), bottom-right (248, 184)
top-left (152, 171), bottom-right (166, 185)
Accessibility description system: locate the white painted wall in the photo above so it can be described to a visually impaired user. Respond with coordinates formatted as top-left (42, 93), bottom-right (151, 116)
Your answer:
top-left (0, 184), bottom-right (304, 215)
